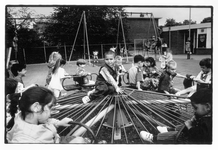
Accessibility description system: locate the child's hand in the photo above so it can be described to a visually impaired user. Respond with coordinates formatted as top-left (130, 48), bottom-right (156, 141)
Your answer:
top-left (116, 87), bottom-right (123, 94)
top-left (58, 118), bottom-right (73, 127)
top-left (184, 116), bottom-right (196, 130)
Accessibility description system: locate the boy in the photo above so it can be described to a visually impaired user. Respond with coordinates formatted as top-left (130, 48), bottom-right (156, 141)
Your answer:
top-left (82, 50), bottom-right (123, 104)
top-left (140, 89), bottom-right (212, 144)
top-left (76, 59), bottom-right (90, 76)
top-left (128, 54), bottom-right (145, 91)
top-left (10, 63), bottom-right (27, 86)
top-left (158, 60), bottom-right (186, 94)
top-left (175, 58), bottom-right (211, 97)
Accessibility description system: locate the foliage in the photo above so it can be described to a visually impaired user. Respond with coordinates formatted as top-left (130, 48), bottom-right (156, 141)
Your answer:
top-left (182, 19), bottom-right (196, 25)
top-left (201, 17), bottom-right (211, 23)
top-left (43, 6), bottom-right (127, 47)
top-left (164, 18), bottom-right (196, 27)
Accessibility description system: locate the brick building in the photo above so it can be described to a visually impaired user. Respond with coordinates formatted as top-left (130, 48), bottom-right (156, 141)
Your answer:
top-left (161, 23), bottom-right (212, 55)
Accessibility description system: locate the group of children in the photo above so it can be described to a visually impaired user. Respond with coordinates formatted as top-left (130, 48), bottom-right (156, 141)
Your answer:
top-left (5, 47), bottom-right (212, 144)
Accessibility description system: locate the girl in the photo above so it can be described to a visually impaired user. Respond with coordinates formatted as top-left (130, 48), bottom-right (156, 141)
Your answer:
top-left (45, 51), bottom-right (62, 86)
top-left (48, 59), bottom-right (69, 102)
top-left (142, 57), bottom-right (160, 91)
top-left (7, 86), bottom-right (88, 143)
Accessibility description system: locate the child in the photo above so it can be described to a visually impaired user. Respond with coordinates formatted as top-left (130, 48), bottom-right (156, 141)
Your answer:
top-left (143, 57), bottom-right (161, 91)
top-left (6, 86), bottom-right (88, 143)
top-left (159, 48), bottom-right (173, 69)
top-left (115, 55), bottom-right (126, 87)
top-left (48, 59), bottom-right (69, 102)
top-left (128, 54), bottom-right (145, 91)
top-left (82, 50), bottom-right (123, 104)
top-left (93, 50), bottom-right (99, 63)
top-left (7, 60), bottom-right (19, 78)
top-left (175, 58), bottom-right (211, 97)
top-left (76, 59), bottom-right (90, 76)
top-left (140, 89), bottom-right (212, 144)
top-left (10, 63), bottom-right (27, 86)
top-left (45, 51), bottom-right (62, 86)
top-left (158, 60), bottom-right (186, 94)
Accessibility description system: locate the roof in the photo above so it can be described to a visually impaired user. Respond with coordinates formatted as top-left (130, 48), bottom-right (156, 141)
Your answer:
top-left (125, 17), bottom-right (161, 20)
top-left (162, 22), bottom-right (211, 32)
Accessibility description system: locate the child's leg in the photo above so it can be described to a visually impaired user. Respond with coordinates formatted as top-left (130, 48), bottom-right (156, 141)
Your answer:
top-left (53, 89), bottom-right (61, 105)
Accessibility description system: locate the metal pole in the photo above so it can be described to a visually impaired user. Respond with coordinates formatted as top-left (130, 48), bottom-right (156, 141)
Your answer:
top-left (187, 7), bottom-right (191, 59)
top-left (23, 48), bottom-right (26, 64)
top-left (64, 43), bottom-right (67, 61)
top-left (43, 42), bottom-right (47, 63)
top-left (101, 44), bottom-right (103, 59)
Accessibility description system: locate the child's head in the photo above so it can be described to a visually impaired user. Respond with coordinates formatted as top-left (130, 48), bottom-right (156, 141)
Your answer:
top-left (11, 63), bottom-right (27, 77)
top-left (115, 55), bottom-right (123, 65)
top-left (8, 60), bottom-right (19, 69)
top-left (19, 87), bottom-right (55, 122)
top-left (166, 60), bottom-right (177, 73)
top-left (133, 55), bottom-right (145, 67)
top-left (190, 89), bottom-right (212, 117)
top-left (76, 59), bottom-right (86, 68)
top-left (104, 50), bottom-right (115, 67)
top-left (199, 58), bottom-right (211, 74)
top-left (144, 57), bottom-right (156, 67)
top-left (5, 78), bottom-right (18, 96)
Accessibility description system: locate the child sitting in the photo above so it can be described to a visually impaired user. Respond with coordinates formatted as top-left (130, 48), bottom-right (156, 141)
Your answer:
top-left (142, 57), bottom-right (161, 91)
top-left (10, 63), bottom-right (27, 86)
top-left (82, 50), bottom-right (123, 104)
top-left (45, 51), bottom-right (62, 86)
top-left (140, 88), bottom-right (212, 144)
top-left (158, 60), bottom-right (186, 94)
top-left (48, 59), bottom-right (69, 103)
top-left (175, 58), bottom-right (211, 97)
top-left (159, 48), bottom-right (173, 69)
top-left (6, 86), bottom-right (88, 143)
top-left (128, 54), bottom-right (146, 91)
top-left (115, 55), bottom-right (126, 87)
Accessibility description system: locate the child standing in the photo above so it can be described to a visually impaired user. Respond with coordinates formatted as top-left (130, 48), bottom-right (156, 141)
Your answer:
top-left (82, 50), bottom-right (123, 104)
top-left (48, 59), bottom-right (69, 102)
top-left (158, 60), bottom-right (186, 94)
top-left (140, 89), bottom-right (212, 144)
top-left (6, 86), bottom-right (88, 143)
top-left (76, 59), bottom-right (90, 76)
top-left (128, 54), bottom-right (145, 91)
top-left (45, 51), bottom-right (62, 86)
top-left (115, 55), bottom-right (126, 87)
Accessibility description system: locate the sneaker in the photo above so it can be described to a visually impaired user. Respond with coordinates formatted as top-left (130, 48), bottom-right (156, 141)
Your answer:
top-left (157, 126), bottom-right (168, 133)
top-left (82, 96), bottom-right (90, 104)
top-left (140, 131), bottom-right (153, 143)
top-left (51, 110), bottom-right (60, 115)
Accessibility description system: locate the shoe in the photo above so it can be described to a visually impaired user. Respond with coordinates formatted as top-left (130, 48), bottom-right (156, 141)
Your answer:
top-left (157, 126), bottom-right (168, 133)
top-left (82, 96), bottom-right (90, 104)
top-left (140, 131), bottom-right (153, 143)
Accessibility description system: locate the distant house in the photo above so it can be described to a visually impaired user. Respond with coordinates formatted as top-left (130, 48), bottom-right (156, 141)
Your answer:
top-left (161, 22), bottom-right (212, 55)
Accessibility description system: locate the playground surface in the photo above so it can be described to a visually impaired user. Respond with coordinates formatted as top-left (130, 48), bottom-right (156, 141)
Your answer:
top-left (23, 54), bottom-right (211, 91)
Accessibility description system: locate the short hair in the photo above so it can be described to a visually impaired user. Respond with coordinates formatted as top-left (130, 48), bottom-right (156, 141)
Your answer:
top-left (104, 50), bottom-right (115, 58)
top-left (190, 89), bottom-right (212, 105)
top-left (11, 63), bottom-right (26, 77)
top-left (144, 57), bottom-right (156, 67)
top-left (115, 55), bottom-right (122, 60)
top-left (133, 55), bottom-right (144, 63)
top-left (60, 59), bottom-right (66, 65)
top-left (199, 58), bottom-right (211, 68)
top-left (166, 60), bottom-right (177, 69)
top-left (76, 59), bottom-right (86, 66)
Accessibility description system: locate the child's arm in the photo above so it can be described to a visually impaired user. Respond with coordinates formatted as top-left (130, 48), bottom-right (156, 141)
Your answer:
top-left (48, 118), bottom-right (73, 128)
top-left (175, 73), bottom-right (186, 78)
top-left (100, 67), bottom-right (122, 93)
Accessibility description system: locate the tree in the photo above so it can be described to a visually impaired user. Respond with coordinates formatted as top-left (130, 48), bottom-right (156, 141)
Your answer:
top-left (44, 6), bottom-right (127, 47)
top-left (164, 18), bottom-right (182, 27)
top-left (201, 17), bottom-right (211, 23)
top-left (183, 19), bottom-right (196, 25)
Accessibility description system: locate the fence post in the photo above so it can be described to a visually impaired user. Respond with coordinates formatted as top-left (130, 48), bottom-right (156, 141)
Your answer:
top-left (64, 43), bottom-right (67, 61)
top-left (23, 48), bottom-right (26, 64)
top-left (43, 42), bottom-right (47, 63)
top-left (101, 44), bottom-right (103, 59)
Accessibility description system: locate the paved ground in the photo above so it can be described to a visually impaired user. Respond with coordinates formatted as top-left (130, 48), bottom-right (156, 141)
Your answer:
top-left (23, 54), bottom-right (211, 91)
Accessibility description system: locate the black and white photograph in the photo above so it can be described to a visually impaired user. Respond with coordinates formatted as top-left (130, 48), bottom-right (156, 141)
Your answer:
top-left (3, 1), bottom-right (216, 149)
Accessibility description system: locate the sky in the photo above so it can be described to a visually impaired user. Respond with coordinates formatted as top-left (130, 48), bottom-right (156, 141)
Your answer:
top-left (23, 6), bottom-right (212, 26)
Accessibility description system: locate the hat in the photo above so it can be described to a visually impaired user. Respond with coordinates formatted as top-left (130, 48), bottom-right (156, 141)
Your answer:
top-left (76, 59), bottom-right (86, 66)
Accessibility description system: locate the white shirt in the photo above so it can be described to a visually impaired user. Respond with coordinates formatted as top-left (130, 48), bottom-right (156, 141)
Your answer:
top-left (48, 67), bottom-right (66, 90)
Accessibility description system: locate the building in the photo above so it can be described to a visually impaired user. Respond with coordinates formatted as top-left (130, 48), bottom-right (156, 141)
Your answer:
top-left (161, 22), bottom-right (212, 55)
